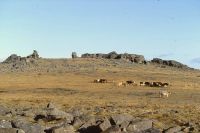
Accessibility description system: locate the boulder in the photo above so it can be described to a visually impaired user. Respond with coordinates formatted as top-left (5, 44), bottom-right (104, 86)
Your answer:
top-left (81, 53), bottom-right (92, 58)
top-left (0, 128), bottom-right (25, 133)
top-left (46, 108), bottom-right (74, 122)
top-left (3, 54), bottom-right (21, 63)
top-left (164, 126), bottom-right (182, 133)
top-left (98, 117), bottom-right (112, 132)
top-left (27, 50), bottom-right (39, 59)
top-left (96, 54), bottom-right (106, 58)
top-left (151, 58), bottom-right (188, 69)
top-left (110, 114), bottom-right (133, 125)
top-left (151, 58), bottom-right (164, 64)
top-left (0, 105), bottom-right (11, 116)
top-left (107, 51), bottom-right (118, 59)
top-left (51, 125), bottom-right (75, 133)
top-left (72, 117), bottom-right (83, 129)
top-left (102, 126), bottom-right (124, 133)
top-left (126, 119), bottom-right (153, 132)
top-left (12, 118), bottom-right (44, 133)
top-left (144, 128), bottom-right (161, 133)
top-left (81, 52), bottom-right (147, 64)
top-left (72, 52), bottom-right (78, 59)
top-left (134, 55), bottom-right (145, 64)
top-left (0, 120), bottom-right (12, 128)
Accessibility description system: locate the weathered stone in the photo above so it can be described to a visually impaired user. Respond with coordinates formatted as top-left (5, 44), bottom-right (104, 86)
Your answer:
top-left (79, 116), bottom-right (96, 130)
top-left (0, 106), bottom-right (10, 116)
top-left (144, 128), bottom-right (161, 133)
top-left (0, 120), bottom-right (12, 128)
top-left (46, 108), bottom-right (74, 122)
top-left (110, 114), bottom-right (133, 125)
top-left (164, 126), bottom-right (182, 133)
top-left (102, 126), bottom-right (123, 133)
top-left (98, 117), bottom-right (112, 132)
top-left (72, 117), bottom-right (83, 129)
top-left (72, 52), bottom-right (78, 59)
top-left (51, 125), bottom-right (75, 133)
top-left (47, 103), bottom-right (56, 109)
top-left (107, 51), bottom-right (118, 59)
top-left (12, 118), bottom-right (44, 133)
top-left (126, 119), bottom-right (153, 132)
top-left (27, 50), bottom-right (39, 59)
top-left (0, 128), bottom-right (25, 133)
top-left (81, 52), bottom-right (147, 64)
top-left (71, 108), bottom-right (85, 117)
top-left (3, 54), bottom-right (21, 63)
top-left (134, 55), bottom-right (145, 64)
top-left (151, 58), bottom-right (188, 69)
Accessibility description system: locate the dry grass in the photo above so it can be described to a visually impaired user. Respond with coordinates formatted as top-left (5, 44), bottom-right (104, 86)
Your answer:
top-left (0, 58), bottom-right (200, 129)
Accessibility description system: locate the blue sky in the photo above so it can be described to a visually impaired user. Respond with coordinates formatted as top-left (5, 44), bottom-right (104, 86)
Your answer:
top-left (0, 0), bottom-right (200, 68)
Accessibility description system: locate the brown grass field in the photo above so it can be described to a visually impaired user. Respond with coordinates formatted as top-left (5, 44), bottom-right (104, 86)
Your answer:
top-left (0, 58), bottom-right (200, 130)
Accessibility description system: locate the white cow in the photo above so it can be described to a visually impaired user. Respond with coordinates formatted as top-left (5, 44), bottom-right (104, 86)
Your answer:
top-left (159, 91), bottom-right (171, 98)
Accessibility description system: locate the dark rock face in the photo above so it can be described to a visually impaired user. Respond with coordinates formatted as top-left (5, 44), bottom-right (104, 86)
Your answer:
top-left (151, 58), bottom-right (189, 69)
top-left (81, 52), bottom-right (146, 64)
top-left (27, 50), bottom-right (39, 59)
top-left (3, 50), bottom-right (40, 64)
top-left (3, 54), bottom-right (21, 63)
top-left (72, 52), bottom-right (78, 59)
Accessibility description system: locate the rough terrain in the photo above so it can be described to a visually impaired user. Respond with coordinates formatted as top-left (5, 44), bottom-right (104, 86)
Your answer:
top-left (0, 51), bottom-right (199, 133)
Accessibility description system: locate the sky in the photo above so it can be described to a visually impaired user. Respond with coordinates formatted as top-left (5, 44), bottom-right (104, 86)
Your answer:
top-left (0, 0), bottom-right (200, 68)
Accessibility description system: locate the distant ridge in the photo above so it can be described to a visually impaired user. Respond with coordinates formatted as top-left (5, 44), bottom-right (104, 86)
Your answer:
top-left (0, 50), bottom-right (195, 72)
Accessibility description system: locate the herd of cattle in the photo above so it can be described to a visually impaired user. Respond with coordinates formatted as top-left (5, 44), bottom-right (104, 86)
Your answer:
top-left (93, 79), bottom-right (169, 88)
top-left (93, 79), bottom-right (171, 98)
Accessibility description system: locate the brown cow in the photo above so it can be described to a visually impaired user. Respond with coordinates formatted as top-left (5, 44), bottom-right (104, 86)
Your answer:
top-left (94, 79), bottom-right (108, 83)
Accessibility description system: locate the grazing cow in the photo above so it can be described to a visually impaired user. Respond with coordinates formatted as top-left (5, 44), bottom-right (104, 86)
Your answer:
top-left (99, 79), bottom-right (108, 83)
top-left (159, 91), bottom-right (171, 98)
top-left (117, 82), bottom-right (127, 87)
top-left (94, 79), bottom-right (107, 83)
top-left (94, 79), bottom-right (108, 83)
top-left (126, 80), bottom-right (136, 86)
top-left (140, 82), bottom-right (146, 86)
top-left (153, 82), bottom-right (162, 87)
top-left (145, 82), bottom-right (152, 87)
top-left (162, 83), bottom-right (169, 87)
top-left (94, 79), bottom-right (101, 83)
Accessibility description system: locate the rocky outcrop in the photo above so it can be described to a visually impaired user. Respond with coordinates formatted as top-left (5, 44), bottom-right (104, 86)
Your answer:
top-left (72, 52), bottom-right (78, 59)
top-left (3, 50), bottom-right (40, 64)
top-left (3, 54), bottom-right (21, 63)
top-left (151, 58), bottom-right (189, 69)
top-left (81, 51), bottom-right (146, 64)
top-left (27, 50), bottom-right (39, 59)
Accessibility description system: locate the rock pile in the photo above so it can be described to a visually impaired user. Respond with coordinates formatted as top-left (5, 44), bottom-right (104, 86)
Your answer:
top-left (0, 103), bottom-right (179, 133)
top-left (3, 50), bottom-right (40, 64)
top-left (3, 50), bottom-right (40, 66)
top-left (72, 52), bottom-right (78, 59)
top-left (81, 51), bottom-right (147, 64)
top-left (151, 58), bottom-right (189, 69)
